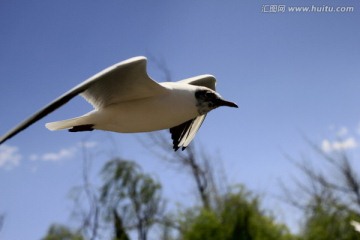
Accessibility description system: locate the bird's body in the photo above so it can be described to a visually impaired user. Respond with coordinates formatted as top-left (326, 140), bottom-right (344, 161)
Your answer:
top-left (48, 82), bottom-right (201, 133)
top-left (0, 56), bottom-right (238, 151)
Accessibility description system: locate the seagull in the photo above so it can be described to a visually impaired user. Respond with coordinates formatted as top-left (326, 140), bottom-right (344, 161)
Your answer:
top-left (0, 56), bottom-right (238, 151)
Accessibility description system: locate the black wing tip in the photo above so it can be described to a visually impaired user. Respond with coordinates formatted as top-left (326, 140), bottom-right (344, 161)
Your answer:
top-left (0, 128), bottom-right (25, 146)
top-left (170, 115), bottom-right (207, 152)
top-left (172, 144), bottom-right (188, 151)
top-left (172, 145), bottom-right (186, 152)
top-left (169, 119), bottom-right (195, 152)
top-left (68, 124), bottom-right (95, 132)
top-left (170, 126), bottom-right (180, 152)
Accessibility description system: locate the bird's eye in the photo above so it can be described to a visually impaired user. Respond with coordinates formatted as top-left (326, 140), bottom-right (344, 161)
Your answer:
top-left (195, 90), bottom-right (216, 100)
top-left (205, 92), bottom-right (214, 98)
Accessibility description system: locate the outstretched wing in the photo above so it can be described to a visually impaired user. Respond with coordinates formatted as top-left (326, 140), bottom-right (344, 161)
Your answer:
top-left (0, 56), bottom-right (167, 145)
top-left (169, 74), bottom-right (217, 151)
top-left (170, 115), bottom-right (206, 151)
top-left (178, 74), bottom-right (216, 91)
top-left (81, 56), bottom-right (167, 109)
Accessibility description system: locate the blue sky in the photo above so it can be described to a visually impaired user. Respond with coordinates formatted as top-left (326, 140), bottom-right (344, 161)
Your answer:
top-left (0, 0), bottom-right (359, 239)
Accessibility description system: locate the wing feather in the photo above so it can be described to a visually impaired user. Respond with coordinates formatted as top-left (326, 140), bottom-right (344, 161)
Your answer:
top-left (169, 115), bottom-right (206, 151)
top-left (178, 74), bottom-right (216, 90)
top-left (81, 56), bottom-right (166, 108)
top-left (0, 56), bottom-right (166, 144)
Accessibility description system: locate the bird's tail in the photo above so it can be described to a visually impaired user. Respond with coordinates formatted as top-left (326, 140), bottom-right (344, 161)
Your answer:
top-left (46, 116), bottom-right (92, 131)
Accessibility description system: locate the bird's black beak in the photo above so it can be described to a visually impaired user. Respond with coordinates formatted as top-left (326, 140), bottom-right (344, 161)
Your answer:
top-left (217, 98), bottom-right (238, 108)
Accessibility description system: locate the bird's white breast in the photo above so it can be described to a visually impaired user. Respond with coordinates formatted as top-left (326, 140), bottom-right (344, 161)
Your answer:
top-left (92, 83), bottom-right (200, 133)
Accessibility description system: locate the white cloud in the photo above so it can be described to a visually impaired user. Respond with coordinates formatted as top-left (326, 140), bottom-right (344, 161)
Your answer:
top-left (321, 137), bottom-right (358, 153)
top-left (29, 141), bottom-right (98, 163)
top-left (41, 147), bottom-right (76, 162)
top-left (30, 147), bottom-right (77, 162)
top-left (0, 145), bottom-right (22, 170)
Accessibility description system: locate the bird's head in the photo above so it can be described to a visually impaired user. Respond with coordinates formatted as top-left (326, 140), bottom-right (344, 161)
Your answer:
top-left (195, 88), bottom-right (238, 115)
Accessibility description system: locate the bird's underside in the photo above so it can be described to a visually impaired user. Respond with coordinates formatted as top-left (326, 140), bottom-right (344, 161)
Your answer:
top-left (46, 88), bottom-right (202, 136)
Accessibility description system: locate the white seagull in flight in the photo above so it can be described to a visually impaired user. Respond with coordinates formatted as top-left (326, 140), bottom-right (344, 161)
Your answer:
top-left (0, 56), bottom-right (238, 151)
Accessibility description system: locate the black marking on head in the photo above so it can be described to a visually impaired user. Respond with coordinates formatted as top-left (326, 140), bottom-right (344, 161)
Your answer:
top-left (69, 124), bottom-right (95, 132)
top-left (195, 89), bottom-right (218, 101)
top-left (195, 89), bottom-right (220, 115)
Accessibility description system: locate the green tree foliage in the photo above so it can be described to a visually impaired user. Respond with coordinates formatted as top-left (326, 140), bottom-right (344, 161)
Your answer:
top-left (113, 209), bottom-right (130, 240)
top-left (41, 140), bottom-right (360, 240)
top-left (42, 224), bottom-right (84, 240)
top-left (284, 145), bottom-right (360, 240)
top-left (100, 158), bottom-right (163, 240)
top-left (41, 150), bottom-right (299, 240)
top-left (301, 202), bottom-right (360, 240)
top-left (179, 186), bottom-right (296, 240)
